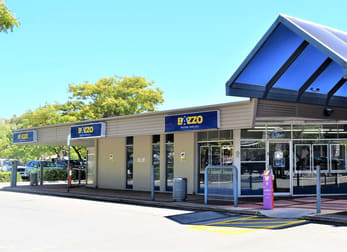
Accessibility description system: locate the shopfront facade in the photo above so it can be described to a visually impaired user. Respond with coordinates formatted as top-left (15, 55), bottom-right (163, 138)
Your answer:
top-left (12, 98), bottom-right (347, 197)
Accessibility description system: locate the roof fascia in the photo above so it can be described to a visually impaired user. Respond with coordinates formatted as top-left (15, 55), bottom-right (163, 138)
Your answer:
top-left (229, 82), bottom-right (347, 108)
top-left (279, 14), bottom-right (346, 68)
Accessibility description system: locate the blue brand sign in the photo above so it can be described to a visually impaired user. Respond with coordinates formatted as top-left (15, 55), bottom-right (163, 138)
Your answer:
top-left (165, 110), bottom-right (220, 132)
top-left (71, 123), bottom-right (106, 139)
top-left (13, 131), bottom-right (37, 144)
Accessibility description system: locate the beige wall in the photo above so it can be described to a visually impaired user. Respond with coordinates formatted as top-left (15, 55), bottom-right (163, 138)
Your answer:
top-left (133, 135), bottom-right (152, 191)
top-left (97, 137), bottom-right (126, 189)
top-left (17, 101), bottom-right (254, 146)
top-left (173, 132), bottom-right (196, 194)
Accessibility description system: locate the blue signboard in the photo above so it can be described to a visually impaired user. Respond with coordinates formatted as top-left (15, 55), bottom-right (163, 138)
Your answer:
top-left (165, 110), bottom-right (220, 132)
top-left (71, 123), bottom-right (106, 139)
top-left (13, 131), bottom-right (37, 144)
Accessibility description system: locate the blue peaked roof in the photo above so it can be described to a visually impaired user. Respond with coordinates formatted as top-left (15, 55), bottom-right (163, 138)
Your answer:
top-left (226, 14), bottom-right (347, 108)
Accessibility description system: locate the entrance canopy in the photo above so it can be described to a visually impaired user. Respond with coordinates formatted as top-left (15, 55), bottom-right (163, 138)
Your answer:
top-left (226, 14), bottom-right (347, 108)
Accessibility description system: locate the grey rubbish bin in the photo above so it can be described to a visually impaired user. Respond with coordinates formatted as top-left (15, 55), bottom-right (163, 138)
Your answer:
top-left (30, 172), bottom-right (38, 186)
top-left (173, 177), bottom-right (187, 201)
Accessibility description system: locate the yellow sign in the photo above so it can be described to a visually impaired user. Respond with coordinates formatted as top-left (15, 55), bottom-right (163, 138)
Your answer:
top-left (180, 152), bottom-right (186, 161)
top-left (17, 133), bottom-right (29, 140)
top-left (177, 115), bottom-right (203, 126)
top-left (78, 126), bottom-right (94, 134)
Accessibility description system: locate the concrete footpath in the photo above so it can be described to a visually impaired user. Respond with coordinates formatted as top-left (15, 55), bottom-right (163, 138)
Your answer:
top-left (2, 182), bottom-right (347, 225)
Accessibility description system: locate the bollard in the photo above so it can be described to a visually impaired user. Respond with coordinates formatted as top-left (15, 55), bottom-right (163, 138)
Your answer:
top-left (10, 161), bottom-right (18, 187)
top-left (40, 162), bottom-right (44, 186)
top-left (68, 166), bottom-right (72, 187)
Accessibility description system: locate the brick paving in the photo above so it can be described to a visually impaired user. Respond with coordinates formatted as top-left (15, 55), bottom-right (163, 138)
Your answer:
top-left (5, 182), bottom-right (347, 215)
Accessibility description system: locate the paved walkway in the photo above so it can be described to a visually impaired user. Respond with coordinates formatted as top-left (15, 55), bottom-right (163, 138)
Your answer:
top-left (2, 182), bottom-right (347, 224)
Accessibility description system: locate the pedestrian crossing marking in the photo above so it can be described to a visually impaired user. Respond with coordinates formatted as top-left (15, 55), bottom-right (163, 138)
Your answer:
top-left (188, 225), bottom-right (256, 235)
top-left (188, 215), bottom-right (308, 236)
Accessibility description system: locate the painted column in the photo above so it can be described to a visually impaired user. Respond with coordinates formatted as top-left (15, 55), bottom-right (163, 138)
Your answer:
top-left (233, 129), bottom-right (241, 196)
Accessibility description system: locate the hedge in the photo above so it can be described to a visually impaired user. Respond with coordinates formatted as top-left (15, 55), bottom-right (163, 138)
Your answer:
top-left (0, 172), bottom-right (22, 183)
top-left (30, 168), bottom-right (86, 181)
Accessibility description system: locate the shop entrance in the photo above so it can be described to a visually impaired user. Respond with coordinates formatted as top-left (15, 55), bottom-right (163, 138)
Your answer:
top-left (198, 144), bottom-right (233, 193)
top-left (267, 141), bottom-right (291, 194)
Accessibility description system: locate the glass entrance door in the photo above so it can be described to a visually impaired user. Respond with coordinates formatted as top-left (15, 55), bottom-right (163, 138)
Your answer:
top-left (198, 145), bottom-right (233, 193)
top-left (268, 142), bottom-right (291, 194)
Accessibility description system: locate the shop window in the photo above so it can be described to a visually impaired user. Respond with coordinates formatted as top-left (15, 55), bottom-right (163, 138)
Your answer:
top-left (241, 127), bottom-right (266, 139)
top-left (330, 144), bottom-right (347, 173)
top-left (126, 136), bottom-right (134, 145)
top-left (294, 144), bottom-right (311, 173)
top-left (152, 135), bottom-right (160, 144)
top-left (197, 132), bottom-right (208, 142)
top-left (338, 125), bottom-right (347, 138)
top-left (197, 130), bottom-right (233, 193)
top-left (240, 140), bottom-right (266, 195)
top-left (293, 125), bottom-right (320, 139)
top-left (152, 135), bottom-right (160, 190)
top-left (219, 130), bottom-right (232, 141)
top-left (312, 144), bottom-right (329, 173)
top-left (165, 134), bottom-right (174, 191)
top-left (166, 134), bottom-right (174, 144)
top-left (197, 130), bottom-right (233, 142)
top-left (322, 124), bottom-right (339, 139)
top-left (126, 136), bottom-right (134, 189)
top-left (241, 141), bottom-right (265, 162)
top-left (267, 125), bottom-right (291, 139)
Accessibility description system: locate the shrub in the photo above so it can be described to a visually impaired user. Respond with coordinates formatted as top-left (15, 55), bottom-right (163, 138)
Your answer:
top-left (30, 168), bottom-right (86, 181)
top-left (0, 172), bottom-right (22, 182)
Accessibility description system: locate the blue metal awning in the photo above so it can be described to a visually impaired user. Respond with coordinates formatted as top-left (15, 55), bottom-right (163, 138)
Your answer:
top-left (226, 14), bottom-right (347, 108)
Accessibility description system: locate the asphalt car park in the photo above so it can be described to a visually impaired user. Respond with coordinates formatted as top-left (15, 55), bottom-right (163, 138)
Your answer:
top-left (1, 189), bottom-right (347, 252)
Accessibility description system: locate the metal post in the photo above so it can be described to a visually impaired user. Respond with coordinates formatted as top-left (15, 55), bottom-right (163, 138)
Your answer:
top-left (151, 165), bottom-right (155, 201)
top-left (204, 167), bottom-right (208, 205)
top-left (316, 165), bottom-right (321, 214)
top-left (40, 162), bottom-right (44, 186)
top-left (233, 166), bottom-right (238, 207)
top-left (11, 161), bottom-right (18, 187)
top-left (86, 150), bottom-right (88, 185)
top-left (67, 134), bottom-right (71, 193)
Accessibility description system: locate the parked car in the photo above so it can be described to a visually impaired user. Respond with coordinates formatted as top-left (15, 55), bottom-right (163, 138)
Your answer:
top-left (23, 160), bottom-right (59, 179)
top-left (1, 160), bottom-right (26, 178)
top-left (0, 158), bottom-right (8, 171)
top-left (54, 159), bottom-right (84, 169)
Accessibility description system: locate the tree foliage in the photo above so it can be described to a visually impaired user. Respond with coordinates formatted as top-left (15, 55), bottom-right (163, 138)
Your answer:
top-left (0, 0), bottom-right (19, 33)
top-left (0, 75), bottom-right (164, 163)
top-left (60, 76), bottom-right (164, 120)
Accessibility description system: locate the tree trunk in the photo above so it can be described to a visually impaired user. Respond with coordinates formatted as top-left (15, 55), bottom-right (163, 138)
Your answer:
top-left (72, 146), bottom-right (83, 161)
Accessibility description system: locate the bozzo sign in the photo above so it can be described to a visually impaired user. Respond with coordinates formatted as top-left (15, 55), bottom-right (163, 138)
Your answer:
top-left (71, 122), bottom-right (106, 139)
top-left (165, 110), bottom-right (220, 132)
top-left (13, 130), bottom-right (37, 144)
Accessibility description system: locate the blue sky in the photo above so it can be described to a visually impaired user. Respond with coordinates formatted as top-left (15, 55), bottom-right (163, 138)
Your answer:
top-left (1, 0), bottom-right (346, 119)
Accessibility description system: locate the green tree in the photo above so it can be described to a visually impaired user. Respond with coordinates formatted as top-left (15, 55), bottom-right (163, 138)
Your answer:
top-left (0, 0), bottom-right (19, 33)
top-left (2, 105), bottom-right (69, 162)
top-left (1, 75), bottom-right (164, 162)
top-left (61, 75), bottom-right (164, 120)
top-left (58, 75), bottom-right (164, 160)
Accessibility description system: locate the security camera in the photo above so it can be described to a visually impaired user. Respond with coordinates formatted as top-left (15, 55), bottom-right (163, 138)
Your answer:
top-left (324, 107), bottom-right (334, 116)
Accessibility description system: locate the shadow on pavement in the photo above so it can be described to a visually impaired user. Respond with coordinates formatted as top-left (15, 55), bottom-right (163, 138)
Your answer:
top-left (166, 211), bottom-right (310, 230)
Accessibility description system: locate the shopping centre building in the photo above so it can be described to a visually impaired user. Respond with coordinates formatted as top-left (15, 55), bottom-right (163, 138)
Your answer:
top-left (13, 14), bottom-right (347, 197)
